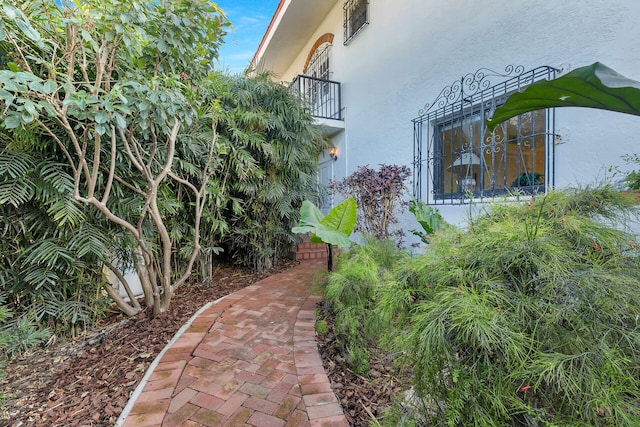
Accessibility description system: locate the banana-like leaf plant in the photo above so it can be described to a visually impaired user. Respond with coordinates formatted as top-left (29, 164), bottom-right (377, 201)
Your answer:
top-left (486, 62), bottom-right (640, 131)
top-left (292, 198), bottom-right (357, 270)
top-left (408, 199), bottom-right (447, 244)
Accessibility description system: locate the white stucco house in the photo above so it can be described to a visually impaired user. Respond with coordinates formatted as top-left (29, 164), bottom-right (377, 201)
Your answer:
top-left (249, 0), bottom-right (640, 229)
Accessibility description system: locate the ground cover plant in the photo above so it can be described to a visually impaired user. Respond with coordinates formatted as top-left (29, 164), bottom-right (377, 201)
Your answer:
top-left (323, 186), bottom-right (640, 426)
top-left (322, 237), bottom-right (408, 376)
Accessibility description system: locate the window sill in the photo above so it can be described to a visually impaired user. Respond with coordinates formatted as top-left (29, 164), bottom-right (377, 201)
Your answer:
top-left (432, 185), bottom-right (545, 202)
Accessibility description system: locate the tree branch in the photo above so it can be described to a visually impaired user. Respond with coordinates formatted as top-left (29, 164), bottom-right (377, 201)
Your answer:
top-left (101, 126), bottom-right (118, 204)
top-left (118, 127), bottom-right (144, 173)
top-left (105, 262), bottom-right (141, 312)
top-left (33, 117), bottom-right (77, 176)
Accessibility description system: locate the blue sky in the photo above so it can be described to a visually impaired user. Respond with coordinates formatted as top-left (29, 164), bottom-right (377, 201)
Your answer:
top-left (214, 0), bottom-right (280, 74)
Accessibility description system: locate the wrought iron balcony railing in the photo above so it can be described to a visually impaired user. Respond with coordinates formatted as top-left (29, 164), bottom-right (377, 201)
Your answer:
top-left (290, 74), bottom-right (342, 120)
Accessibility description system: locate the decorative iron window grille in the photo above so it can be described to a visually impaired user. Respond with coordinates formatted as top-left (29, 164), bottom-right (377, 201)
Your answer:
top-left (412, 65), bottom-right (558, 205)
top-left (344, 0), bottom-right (368, 45)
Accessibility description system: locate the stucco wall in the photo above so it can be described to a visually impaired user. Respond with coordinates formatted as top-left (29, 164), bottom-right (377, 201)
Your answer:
top-left (271, 0), bottom-right (640, 227)
top-left (279, 5), bottom-right (343, 82)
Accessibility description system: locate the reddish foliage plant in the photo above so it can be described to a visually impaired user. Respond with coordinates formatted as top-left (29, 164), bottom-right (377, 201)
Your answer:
top-left (329, 164), bottom-right (411, 242)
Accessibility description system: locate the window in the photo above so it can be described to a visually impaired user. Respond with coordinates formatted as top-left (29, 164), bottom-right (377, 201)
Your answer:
top-left (412, 66), bottom-right (557, 204)
top-left (306, 44), bottom-right (331, 84)
top-left (434, 108), bottom-right (546, 198)
top-left (304, 44), bottom-right (335, 117)
top-left (290, 41), bottom-right (342, 120)
top-left (344, 0), bottom-right (368, 45)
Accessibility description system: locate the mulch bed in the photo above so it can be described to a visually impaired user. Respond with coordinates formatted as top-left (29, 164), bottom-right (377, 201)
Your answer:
top-left (316, 302), bottom-right (408, 426)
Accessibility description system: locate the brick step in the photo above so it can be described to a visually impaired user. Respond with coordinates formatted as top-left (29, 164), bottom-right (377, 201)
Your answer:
top-left (293, 235), bottom-right (328, 260)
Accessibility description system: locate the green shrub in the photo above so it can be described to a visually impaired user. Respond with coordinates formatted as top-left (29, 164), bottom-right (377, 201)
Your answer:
top-left (2, 316), bottom-right (50, 358)
top-left (0, 293), bottom-right (13, 353)
top-left (621, 153), bottom-right (640, 190)
top-left (329, 164), bottom-right (411, 242)
top-left (324, 237), bottom-right (407, 374)
top-left (393, 187), bottom-right (640, 426)
top-left (214, 73), bottom-right (327, 272)
top-left (1, 293), bottom-right (53, 360)
top-left (348, 346), bottom-right (370, 377)
top-left (408, 199), bottom-right (448, 245)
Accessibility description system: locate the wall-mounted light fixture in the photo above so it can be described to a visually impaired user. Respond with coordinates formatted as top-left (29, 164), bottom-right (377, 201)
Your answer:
top-left (328, 147), bottom-right (338, 161)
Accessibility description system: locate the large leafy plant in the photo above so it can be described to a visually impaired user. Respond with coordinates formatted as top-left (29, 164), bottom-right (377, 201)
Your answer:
top-left (292, 198), bottom-right (357, 270)
top-left (486, 62), bottom-right (640, 131)
top-left (212, 74), bottom-right (327, 272)
top-left (408, 199), bottom-right (448, 244)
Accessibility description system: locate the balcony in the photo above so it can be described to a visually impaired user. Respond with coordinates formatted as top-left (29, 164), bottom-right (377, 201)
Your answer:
top-left (290, 75), bottom-right (344, 135)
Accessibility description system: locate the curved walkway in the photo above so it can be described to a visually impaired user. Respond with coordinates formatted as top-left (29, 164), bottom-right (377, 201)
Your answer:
top-left (118, 259), bottom-right (348, 427)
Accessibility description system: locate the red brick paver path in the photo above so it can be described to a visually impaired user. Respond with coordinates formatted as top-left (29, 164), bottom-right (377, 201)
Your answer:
top-left (120, 259), bottom-right (348, 427)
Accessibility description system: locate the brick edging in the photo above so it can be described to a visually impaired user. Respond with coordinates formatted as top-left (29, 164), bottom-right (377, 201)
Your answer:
top-left (293, 294), bottom-right (349, 425)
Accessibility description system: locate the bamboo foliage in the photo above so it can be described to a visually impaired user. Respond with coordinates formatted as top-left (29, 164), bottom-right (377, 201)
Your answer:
top-left (0, 139), bottom-right (110, 336)
top-left (212, 74), bottom-right (328, 272)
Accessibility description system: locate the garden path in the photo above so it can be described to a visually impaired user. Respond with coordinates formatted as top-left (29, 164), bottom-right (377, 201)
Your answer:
top-left (117, 258), bottom-right (348, 427)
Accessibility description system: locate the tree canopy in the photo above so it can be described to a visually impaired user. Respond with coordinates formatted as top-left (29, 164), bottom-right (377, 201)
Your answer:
top-left (0, 0), bottom-right (230, 315)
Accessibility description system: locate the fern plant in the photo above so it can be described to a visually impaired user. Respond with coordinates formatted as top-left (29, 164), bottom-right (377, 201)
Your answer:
top-left (324, 237), bottom-right (407, 375)
top-left (0, 293), bottom-right (13, 351)
top-left (1, 316), bottom-right (51, 358)
top-left (1, 131), bottom-right (111, 337)
top-left (385, 187), bottom-right (640, 426)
